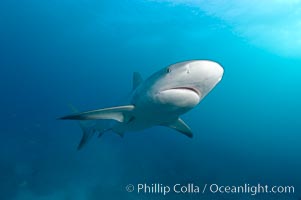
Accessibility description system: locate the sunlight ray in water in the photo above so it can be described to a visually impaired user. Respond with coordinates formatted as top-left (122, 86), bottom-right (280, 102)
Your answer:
top-left (151, 0), bottom-right (301, 57)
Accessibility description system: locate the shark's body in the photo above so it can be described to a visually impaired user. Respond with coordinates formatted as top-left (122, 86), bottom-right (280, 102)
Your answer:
top-left (61, 60), bottom-right (224, 149)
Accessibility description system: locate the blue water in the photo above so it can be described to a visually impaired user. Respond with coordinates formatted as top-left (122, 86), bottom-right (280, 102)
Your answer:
top-left (1, 1), bottom-right (301, 199)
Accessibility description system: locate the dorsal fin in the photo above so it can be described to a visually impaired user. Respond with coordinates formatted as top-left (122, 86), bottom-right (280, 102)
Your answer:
top-left (133, 72), bottom-right (143, 90)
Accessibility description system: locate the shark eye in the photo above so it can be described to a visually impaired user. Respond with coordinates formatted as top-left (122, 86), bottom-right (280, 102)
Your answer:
top-left (166, 68), bottom-right (171, 73)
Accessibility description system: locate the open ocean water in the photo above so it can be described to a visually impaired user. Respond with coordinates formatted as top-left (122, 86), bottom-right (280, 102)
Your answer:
top-left (1, 0), bottom-right (301, 200)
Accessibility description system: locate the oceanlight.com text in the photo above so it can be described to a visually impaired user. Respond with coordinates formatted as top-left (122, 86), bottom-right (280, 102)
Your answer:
top-left (125, 183), bottom-right (295, 196)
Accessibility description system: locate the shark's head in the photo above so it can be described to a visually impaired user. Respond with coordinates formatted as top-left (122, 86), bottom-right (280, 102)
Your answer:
top-left (147, 60), bottom-right (224, 110)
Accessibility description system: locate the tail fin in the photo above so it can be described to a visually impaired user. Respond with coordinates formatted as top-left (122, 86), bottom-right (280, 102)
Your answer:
top-left (77, 127), bottom-right (96, 150)
top-left (67, 104), bottom-right (97, 150)
top-left (64, 104), bottom-right (131, 149)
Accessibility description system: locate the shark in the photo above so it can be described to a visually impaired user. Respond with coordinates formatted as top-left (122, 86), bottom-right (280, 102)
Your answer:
top-left (60, 60), bottom-right (224, 149)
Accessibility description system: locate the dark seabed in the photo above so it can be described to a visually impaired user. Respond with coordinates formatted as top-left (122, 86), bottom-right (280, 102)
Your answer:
top-left (0, 0), bottom-right (301, 199)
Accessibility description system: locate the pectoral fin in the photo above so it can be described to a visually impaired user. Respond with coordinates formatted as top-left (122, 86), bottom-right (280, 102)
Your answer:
top-left (60, 105), bottom-right (135, 122)
top-left (164, 118), bottom-right (193, 138)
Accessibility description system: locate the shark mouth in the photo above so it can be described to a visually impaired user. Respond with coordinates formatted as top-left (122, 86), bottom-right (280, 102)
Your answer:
top-left (168, 87), bottom-right (201, 97)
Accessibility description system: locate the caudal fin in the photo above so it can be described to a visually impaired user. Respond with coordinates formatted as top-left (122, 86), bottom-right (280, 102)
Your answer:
top-left (66, 104), bottom-right (96, 150)
top-left (63, 104), bottom-right (132, 150)
top-left (77, 127), bottom-right (96, 150)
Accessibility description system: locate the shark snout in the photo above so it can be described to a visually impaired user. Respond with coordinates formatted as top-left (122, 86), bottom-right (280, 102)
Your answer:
top-left (189, 60), bottom-right (223, 78)
top-left (214, 63), bottom-right (224, 80)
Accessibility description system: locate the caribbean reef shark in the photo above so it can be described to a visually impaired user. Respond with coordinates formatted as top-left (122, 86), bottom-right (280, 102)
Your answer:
top-left (60, 60), bottom-right (224, 149)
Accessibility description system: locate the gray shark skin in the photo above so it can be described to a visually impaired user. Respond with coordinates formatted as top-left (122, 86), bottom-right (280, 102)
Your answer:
top-left (60, 60), bottom-right (224, 149)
